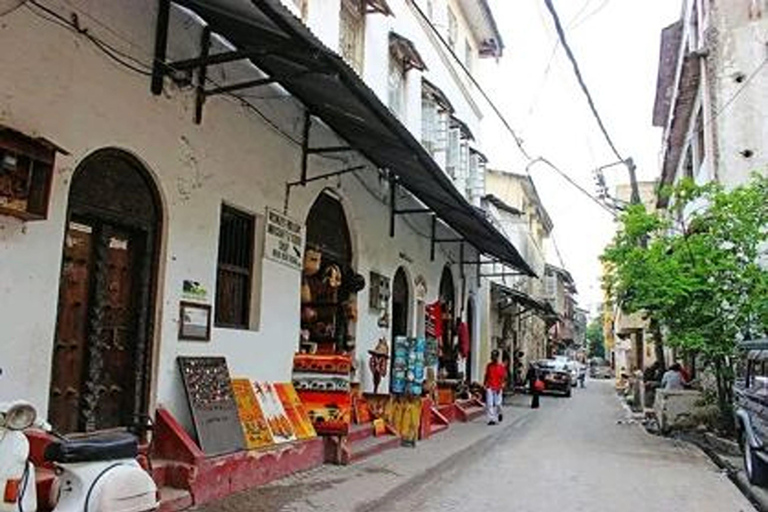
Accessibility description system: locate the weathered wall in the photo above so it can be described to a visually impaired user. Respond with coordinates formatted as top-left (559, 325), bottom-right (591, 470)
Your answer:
top-left (0, 1), bottom-right (479, 435)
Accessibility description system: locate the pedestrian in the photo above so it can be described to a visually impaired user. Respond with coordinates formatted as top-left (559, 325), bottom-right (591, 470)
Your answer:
top-left (661, 362), bottom-right (685, 390)
top-left (483, 349), bottom-right (506, 425)
top-left (577, 364), bottom-right (586, 388)
top-left (526, 362), bottom-right (541, 409)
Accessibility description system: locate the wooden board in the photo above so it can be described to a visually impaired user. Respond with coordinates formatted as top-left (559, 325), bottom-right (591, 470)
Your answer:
top-left (231, 378), bottom-right (275, 450)
top-left (177, 357), bottom-right (245, 456)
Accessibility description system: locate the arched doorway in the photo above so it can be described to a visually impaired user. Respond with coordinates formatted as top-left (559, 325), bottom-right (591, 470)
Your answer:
top-left (50, 149), bottom-right (162, 433)
top-left (390, 266), bottom-right (411, 392)
top-left (301, 191), bottom-right (356, 354)
top-left (438, 266), bottom-right (456, 378)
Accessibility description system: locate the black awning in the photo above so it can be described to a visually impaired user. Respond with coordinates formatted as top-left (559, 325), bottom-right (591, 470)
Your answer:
top-left (169, 0), bottom-right (534, 276)
top-left (493, 282), bottom-right (555, 318)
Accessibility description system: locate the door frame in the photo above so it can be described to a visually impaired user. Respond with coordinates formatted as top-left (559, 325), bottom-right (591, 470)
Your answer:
top-left (51, 148), bottom-right (163, 433)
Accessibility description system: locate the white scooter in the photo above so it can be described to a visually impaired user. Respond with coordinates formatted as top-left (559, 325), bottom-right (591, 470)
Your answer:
top-left (0, 400), bottom-right (159, 512)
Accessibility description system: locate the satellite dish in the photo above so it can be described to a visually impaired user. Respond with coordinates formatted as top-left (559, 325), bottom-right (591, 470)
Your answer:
top-left (0, 0), bottom-right (26, 16)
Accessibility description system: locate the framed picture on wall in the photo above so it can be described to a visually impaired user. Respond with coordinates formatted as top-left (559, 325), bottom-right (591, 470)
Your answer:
top-left (179, 302), bottom-right (212, 341)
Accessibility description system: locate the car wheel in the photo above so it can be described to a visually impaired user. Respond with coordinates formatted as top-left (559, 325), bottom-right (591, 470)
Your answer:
top-left (565, 388), bottom-right (572, 398)
top-left (744, 436), bottom-right (768, 486)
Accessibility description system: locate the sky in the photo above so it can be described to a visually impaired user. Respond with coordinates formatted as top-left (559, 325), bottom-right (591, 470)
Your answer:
top-left (479, 0), bottom-right (683, 315)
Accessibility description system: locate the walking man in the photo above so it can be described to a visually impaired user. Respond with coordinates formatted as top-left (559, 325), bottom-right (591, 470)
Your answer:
top-left (484, 349), bottom-right (506, 425)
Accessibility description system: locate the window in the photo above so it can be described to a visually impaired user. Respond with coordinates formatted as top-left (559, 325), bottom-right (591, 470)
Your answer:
top-left (339, 0), bottom-right (365, 74)
top-left (215, 205), bottom-right (255, 329)
top-left (388, 56), bottom-right (406, 119)
top-left (447, 7), bottom-right (458, 51)
top-left (446, 126), bottom-right (460, 178)
top-left (421, 94), bottom-right (439, 154)
top-left (695, 109), bottom-right (705, 171)
top-left (464, 39), bottom-right (473, 72)
top-left (683, 146), bottom-right (694, 179)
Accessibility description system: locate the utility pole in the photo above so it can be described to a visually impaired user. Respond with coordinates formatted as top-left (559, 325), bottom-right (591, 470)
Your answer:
top-left (625, 157), bottom-right (641, 205)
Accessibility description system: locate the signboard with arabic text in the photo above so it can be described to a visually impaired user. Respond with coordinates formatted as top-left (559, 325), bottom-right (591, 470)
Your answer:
top-left (264, 207), bottom-right (304, 271)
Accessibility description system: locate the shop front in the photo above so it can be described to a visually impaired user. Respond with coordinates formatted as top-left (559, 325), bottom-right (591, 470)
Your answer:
top-left (0, 0), bottom-right (535, 508)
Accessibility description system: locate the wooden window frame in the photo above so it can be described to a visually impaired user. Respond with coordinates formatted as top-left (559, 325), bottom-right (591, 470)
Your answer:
top-left (215, 204), bottom-right (256, 329)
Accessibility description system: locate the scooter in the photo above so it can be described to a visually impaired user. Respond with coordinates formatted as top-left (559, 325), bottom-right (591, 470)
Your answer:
top-left (0, 399), bottom-right (159, 512)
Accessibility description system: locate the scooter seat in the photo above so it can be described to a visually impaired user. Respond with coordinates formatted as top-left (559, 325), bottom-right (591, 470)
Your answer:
top-left (44, 432), bottom-right (139, 463)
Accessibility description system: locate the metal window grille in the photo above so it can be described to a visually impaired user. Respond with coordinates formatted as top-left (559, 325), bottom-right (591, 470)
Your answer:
top-left (215, 205), bottom-right (255, 328)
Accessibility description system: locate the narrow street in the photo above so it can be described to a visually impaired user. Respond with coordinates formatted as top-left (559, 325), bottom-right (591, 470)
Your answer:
top-left (373, 381), bottom-right (753, 512)
top-left (199, 381), bottom-right (754, 512)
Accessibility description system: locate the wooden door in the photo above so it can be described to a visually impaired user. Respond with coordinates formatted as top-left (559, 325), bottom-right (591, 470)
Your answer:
top-left (50, 221), bottom-right (146, 433)
top-left (49, 221), bottom-right (94, 434)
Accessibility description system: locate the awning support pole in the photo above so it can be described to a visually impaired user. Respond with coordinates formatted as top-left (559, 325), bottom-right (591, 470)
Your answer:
top-left (194, 26), bottom-right (211, 124)
top-left (151, 0), bottom-right (171, 95)
top-left (430, 215), bottom-right (436, 261)
top-left (284, 165), bottom-right (367, 213)
top-left (301, 111), bottom-right (311, 185)
top-left (389, 174), bottom-right (397, 238)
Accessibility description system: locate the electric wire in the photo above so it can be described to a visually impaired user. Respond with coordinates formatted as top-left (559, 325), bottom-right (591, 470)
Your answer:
top-left (542, 0), bottom-right (624, 163)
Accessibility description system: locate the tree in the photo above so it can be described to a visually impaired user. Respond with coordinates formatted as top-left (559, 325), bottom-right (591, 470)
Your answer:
top-left (586, 317), bottom-right (605, 359)
top-left (602, 175), bottom-right (768, 423)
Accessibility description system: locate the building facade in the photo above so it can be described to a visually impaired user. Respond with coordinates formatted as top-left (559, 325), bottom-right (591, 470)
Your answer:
top-left (480, 170), bottom-right (555, 386)
top-left (653, 0), bottom-right (768, 201)
top-left (0, 0), bottom-right (527, 453)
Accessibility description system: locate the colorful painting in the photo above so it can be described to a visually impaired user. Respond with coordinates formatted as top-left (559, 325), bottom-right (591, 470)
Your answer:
top-left (297, 390), bottom-right (351, 435)
top-left (353, 395), bottom-right (372, 424)
top-left (253, 382), bottom-right (297, 444)
top-left (293, 354), bottom-right (352, 436)
top-left (391, 336), bottom-right (409, 394)
top-left (231, 378), bottom-right (274, 450)
top-left (275, 383), bottom-right (316, 440)
top-left (293, 354), bottom-right (352, 374)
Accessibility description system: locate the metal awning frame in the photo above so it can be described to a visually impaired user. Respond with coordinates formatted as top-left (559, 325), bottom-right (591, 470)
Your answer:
top-left (149, 0), bottom-right (535, 276)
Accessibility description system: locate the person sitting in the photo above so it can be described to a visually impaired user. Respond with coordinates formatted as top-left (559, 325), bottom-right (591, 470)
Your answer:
top-left (661, 363), bottom-right (685, 390)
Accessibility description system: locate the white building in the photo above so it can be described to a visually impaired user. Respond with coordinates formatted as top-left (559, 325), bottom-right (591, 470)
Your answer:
top-left (0, 0), bottom-right (529, 449)
top-left (653, 0), bottom-right (768, 201)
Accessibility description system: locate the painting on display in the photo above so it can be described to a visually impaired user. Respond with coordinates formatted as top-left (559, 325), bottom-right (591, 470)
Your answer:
top-left (390, 337), bottom-right (426, 396)
top-left (231, 378), bottom-right (275, 450)
top-left (177, 357), bottom-right (245, 456)
top-left (390, 336), bottom-right (409, 394)
top-left (274, 383), bottom-right (317, 440)
top-left (253, 382), bottom-right (297, 444)
top-left (292, 354), bottom-right (352, 435)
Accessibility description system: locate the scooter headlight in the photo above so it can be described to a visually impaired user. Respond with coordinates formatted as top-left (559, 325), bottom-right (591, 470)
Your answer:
top-left (4, 402), bottom-right (36, 430)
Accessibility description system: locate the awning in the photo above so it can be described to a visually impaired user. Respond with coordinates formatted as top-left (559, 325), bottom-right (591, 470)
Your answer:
top-left (163, 0), bottom-right (535, 275)
top-left (493, 282), bottom-right (555, 318)
top-left (389, 32), bottom-right (427, 72)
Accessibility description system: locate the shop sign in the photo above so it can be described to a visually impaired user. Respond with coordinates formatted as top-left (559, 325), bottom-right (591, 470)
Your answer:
top-left (264, 207), bottom-right (304, 271)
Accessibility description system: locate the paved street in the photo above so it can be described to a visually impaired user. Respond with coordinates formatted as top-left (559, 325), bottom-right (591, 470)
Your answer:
top-left (373, 381), bottom-right (754, 512)
top-left (199, 381), bottom-right (754, 512)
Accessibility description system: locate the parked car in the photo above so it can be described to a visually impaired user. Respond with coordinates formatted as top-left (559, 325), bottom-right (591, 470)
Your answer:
top-left (590, 364), bottom-right (613, 379)
top-left (734, 338), bottom-right (768, 486)
top-left (535, 360), bottom-right (572, 397)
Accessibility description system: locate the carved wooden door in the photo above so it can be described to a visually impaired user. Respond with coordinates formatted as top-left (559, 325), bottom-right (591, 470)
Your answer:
top-left (49, 221), bottom-right (94, 434)
top-left (50, 220), bottom-right (145, 433)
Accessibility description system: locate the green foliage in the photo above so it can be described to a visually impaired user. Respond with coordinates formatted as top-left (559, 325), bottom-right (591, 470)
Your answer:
top-left (586, 317), bottom-right (605, 358)
top-left (602, 175), bottom-right (768, 415)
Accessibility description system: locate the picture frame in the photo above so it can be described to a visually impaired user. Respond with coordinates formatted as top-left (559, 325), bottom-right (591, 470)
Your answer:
top-left (179, 301), bottom-right (212, 341)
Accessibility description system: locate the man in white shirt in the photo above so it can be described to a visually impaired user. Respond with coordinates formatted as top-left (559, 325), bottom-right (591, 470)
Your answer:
top-left (661, 363), bottom-right (685, 390)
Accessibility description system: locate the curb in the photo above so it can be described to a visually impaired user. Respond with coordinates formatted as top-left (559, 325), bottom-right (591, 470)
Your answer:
top-left (681, 434), bottom-right (765, 512)
top-left (354, 406), bottom-right (533, 512)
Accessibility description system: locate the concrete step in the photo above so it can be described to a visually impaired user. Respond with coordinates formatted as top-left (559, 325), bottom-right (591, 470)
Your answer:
top-left (158, 486), bottom-right (193, 512)
top-left (348, 423), bottom-right (375, 443)
top-left (348, 434), bottom-right (401, 463)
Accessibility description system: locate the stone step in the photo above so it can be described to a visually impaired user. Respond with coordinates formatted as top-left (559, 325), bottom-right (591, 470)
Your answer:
top-left (158, 486), bottom-right (193, 512)
top-left (348, 434), bottom-right (402, 463)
